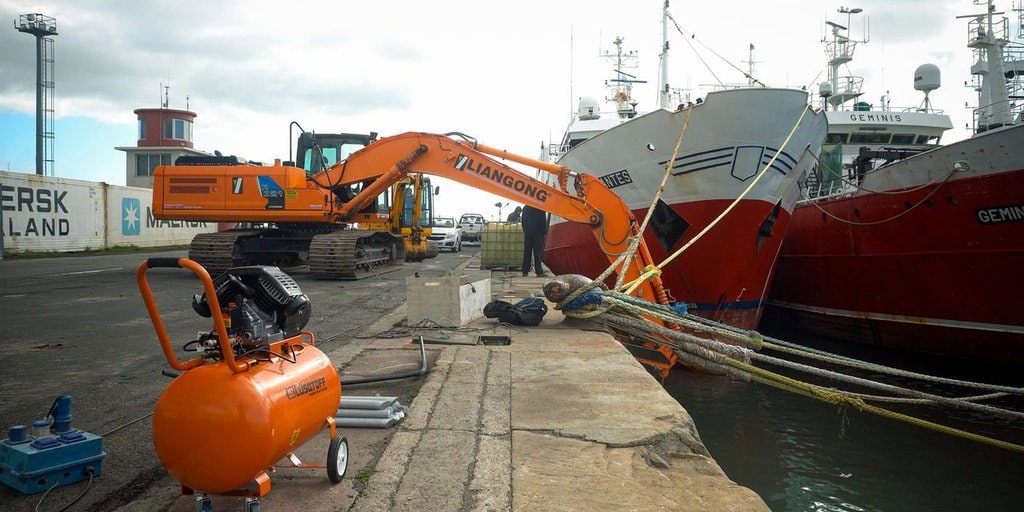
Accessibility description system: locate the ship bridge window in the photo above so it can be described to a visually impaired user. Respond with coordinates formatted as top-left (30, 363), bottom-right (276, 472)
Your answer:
top-left (850, 133), bottom-right (891, 144)
top-left (891, 134), bottom-right (915, 144)
top-left (915, 134), bottom-right (940, 144)
top-left (826, 133), bottom-right (849, 144)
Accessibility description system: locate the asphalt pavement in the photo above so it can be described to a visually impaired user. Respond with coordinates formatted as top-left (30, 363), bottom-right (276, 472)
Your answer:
top-left (0, 247), bottom-right (477, 512)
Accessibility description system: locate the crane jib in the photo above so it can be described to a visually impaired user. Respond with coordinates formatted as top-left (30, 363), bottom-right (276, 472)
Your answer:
top-left (453, 154), bottom-right (549, 202)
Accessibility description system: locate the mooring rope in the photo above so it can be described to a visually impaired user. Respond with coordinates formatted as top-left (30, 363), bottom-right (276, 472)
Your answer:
top-left (683, 312), bottom-right (1024, 396)
top-left (730, 358), bottom-right (1024, 453)
top-left (552, 282), bottom-right (1024, 453)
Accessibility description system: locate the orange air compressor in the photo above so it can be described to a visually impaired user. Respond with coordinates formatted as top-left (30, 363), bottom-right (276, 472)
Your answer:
top-left (136, 258), bottom-right (347, 508)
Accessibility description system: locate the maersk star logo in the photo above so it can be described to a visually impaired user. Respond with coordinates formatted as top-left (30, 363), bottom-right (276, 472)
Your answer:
top-left (122, 197), bottom-right (141, 236)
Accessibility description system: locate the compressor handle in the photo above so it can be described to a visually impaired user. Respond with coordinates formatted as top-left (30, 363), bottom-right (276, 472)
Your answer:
top-left (136, 258), bottom-right (250, 374)
top-left (146, 257), bottom-right (183, 268)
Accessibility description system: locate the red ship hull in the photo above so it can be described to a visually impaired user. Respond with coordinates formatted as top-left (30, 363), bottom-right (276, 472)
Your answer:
top-left (768, 168), bottom-right (1024, 366)
top-left (544, 198), bottom-right (790, 330)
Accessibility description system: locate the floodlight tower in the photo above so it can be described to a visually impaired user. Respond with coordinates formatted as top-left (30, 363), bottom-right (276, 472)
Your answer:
top-left (15, 13), bottom-right (58, 176)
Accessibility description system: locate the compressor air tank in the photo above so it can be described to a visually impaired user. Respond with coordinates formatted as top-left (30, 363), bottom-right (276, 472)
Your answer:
top-left (152, 342), bottom-right (340, 494)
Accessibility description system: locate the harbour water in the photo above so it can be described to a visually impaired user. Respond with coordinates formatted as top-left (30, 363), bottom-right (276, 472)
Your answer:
top-left (661, 320), bottom-right (1024, 511)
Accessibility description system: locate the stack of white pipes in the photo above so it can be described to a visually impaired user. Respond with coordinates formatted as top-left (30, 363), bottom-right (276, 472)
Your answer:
top-left (336, 396), bottom-right (407, 428)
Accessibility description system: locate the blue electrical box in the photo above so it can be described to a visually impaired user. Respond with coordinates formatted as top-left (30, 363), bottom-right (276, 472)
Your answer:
top-left (0, 427), bottom-right (106, 494)
top-left (0, 396), bottom-right (107, 494)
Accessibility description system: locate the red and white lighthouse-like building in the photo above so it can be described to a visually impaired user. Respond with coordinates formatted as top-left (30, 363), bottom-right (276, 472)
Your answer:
top-left (116, 103), bottom-right (206, 188)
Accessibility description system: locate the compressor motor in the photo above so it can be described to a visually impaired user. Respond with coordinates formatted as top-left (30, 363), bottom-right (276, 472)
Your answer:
top-left (191, 266), bottom-right (311, 351)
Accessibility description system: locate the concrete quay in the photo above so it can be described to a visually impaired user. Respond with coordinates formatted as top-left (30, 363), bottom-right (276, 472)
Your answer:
top-left (0, 250), bottom-right (768, 511)
top-left (337, 272), bottom-right (768, 512)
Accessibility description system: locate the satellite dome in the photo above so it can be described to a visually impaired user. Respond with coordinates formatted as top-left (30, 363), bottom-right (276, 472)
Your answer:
top-left (914, 64), bottom-right (941, 92)
top-left (818, 81), bottom-right (834, 97)
top-left (577, 97), bottom-right (601, 120)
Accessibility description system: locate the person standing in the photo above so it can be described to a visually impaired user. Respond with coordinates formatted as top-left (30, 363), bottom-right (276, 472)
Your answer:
top-left (506, 206), bottom-right (522, 223)
top-left (520, 205), bottom-right (547, 277)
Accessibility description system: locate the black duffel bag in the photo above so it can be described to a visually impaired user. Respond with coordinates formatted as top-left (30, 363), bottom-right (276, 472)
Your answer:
top-left (483, 297), bottom-right (548, 326)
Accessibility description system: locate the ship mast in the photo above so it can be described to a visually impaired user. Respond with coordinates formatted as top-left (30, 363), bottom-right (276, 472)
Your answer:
top-left (604, 37), bottom-right (643, 119)
top-left (960, 0), bottom-right (1016, 131)
top-left (822, 7), bottom-right (868, 111)
top-left (659, 0), bottom-right (671, 109)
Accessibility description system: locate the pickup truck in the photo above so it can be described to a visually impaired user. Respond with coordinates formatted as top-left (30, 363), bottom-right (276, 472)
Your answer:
top-left (458, 213), bottom-right (487, 243)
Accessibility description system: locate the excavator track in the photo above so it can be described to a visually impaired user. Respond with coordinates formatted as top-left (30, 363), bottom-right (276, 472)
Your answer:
top-left (188, 230), bottom-right (263, 278)
top-left (308, 230), bottom-right (405, 280)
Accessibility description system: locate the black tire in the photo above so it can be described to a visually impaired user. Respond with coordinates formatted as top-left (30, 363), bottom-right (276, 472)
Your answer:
top-left (327, 436), bottom-right (349, 484)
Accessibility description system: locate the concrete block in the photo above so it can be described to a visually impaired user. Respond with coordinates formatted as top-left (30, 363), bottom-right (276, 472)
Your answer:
top-left (406, 272), bottom-right (491, 327)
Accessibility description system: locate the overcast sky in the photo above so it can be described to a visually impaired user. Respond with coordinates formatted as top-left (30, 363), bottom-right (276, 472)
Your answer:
top-left (0, 0), bottom-right (990, 219)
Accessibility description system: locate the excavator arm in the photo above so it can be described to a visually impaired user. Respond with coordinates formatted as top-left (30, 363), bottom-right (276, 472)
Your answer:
top-left (313, 132), bottom-right (602, 225)
top-left (316, 132), bottom-right (669, 305)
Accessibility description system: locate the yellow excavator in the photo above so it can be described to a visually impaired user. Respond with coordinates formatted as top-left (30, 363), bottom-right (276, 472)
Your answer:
top-left (363, 173), bottom-right (434, 262)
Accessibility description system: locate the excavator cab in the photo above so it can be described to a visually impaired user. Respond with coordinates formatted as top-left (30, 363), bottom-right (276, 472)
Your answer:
top-left (295, 131), bottom-right (392, 216)
top-left (295, 131), bottom-right (377, 176)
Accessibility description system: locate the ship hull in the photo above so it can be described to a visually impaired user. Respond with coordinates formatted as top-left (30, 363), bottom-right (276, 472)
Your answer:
top-left (767, 124), bottom-right (1024, 365)
top-left (547, 198), bottom-right (792, 329)
top-left (544, 88), bottom-right (826, 330)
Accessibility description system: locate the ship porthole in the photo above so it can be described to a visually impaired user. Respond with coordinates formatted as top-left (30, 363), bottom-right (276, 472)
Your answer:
top-left (646, 143), bottom-right (655, 152)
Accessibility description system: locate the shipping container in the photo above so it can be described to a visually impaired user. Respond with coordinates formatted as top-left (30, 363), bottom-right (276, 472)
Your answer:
top-left (1, 171), bottom-right (216, 254)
